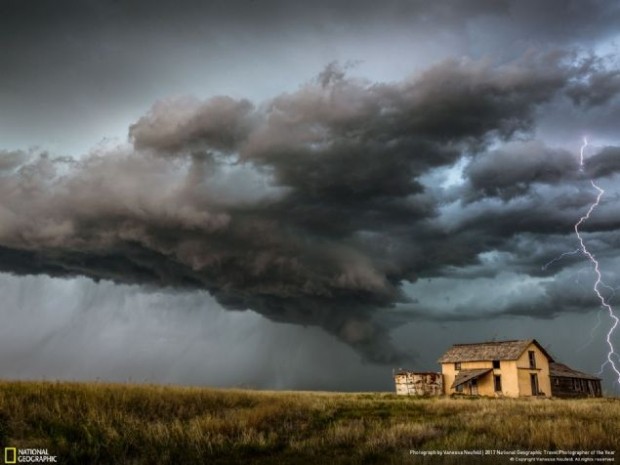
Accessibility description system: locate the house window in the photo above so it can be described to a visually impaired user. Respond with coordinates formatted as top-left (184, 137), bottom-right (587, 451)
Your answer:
top-left (456, 384), bottom-right (463, 393)
top-left (492, 360), bottom-right (500, 369)
top-left (554, 378), bottom-right (559, 386)
top-left (573, 379), bottom-right (581, 391)
top-left (455, 362), bottom-right (461, 371)
top-left (528, 351), bottom-right (536, 369)
top-left (494, 375), bottom-right (502, 392)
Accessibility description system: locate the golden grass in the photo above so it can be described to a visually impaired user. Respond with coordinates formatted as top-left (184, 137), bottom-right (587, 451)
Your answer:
top-left (0, 381), bottom-right (617, 464)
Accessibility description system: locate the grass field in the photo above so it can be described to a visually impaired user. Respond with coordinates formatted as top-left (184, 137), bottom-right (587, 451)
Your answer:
top-left (0, 380), bottom-right (618, 464)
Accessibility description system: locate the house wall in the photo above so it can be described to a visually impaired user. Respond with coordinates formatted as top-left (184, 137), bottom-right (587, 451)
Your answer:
top-left (496, 360), bottom-right (520, 397)
top-left (394, 372), bottom-right (443, 396)
top-left (515, 344), bottom-right (552, 397)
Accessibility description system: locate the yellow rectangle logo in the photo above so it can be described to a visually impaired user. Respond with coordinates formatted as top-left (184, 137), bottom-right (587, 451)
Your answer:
top-left (4, 447), bottom-right (17, 464)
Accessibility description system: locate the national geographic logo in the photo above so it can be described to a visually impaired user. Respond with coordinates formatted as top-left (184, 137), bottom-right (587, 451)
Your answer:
top-left (3, 448), bottom-right (57, 463)
top-left (4, 448), bottom-right (15, 464)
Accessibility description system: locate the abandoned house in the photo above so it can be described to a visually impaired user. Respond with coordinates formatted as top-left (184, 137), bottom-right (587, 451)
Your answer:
top-left (393, 370), bottom-right (443, 396)
top-left (438, 339), bottom-right (554, 397)
top-left (394, 339), bottom-right (602, 398)
top-left (549, 362), bottom-right (602, 398)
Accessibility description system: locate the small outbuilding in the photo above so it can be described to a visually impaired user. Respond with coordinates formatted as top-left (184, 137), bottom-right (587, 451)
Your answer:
top-left (393, 370), bottom-right (443, 396)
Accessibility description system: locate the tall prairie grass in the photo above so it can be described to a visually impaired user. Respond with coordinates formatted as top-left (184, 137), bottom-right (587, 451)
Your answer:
top-left (0, 381), bottom-right (617, 464)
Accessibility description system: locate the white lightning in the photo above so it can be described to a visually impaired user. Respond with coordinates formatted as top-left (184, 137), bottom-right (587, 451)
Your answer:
top-left (575, 138), bottom-right (620, 387)
top-left (577, 308), bottom-right (603, 353)
top-left (541, 248), bottom-right (581, 271)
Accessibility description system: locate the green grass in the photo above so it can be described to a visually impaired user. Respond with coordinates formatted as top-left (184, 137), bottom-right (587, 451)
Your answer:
top-left (0, 380), bottom-right (618, 464)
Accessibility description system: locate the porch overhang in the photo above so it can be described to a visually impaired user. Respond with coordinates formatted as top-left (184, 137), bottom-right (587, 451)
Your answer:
top-left (451, 368), bottom-right (492, 389)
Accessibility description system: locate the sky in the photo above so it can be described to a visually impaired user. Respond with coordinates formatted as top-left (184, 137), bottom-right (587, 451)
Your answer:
top-left (1, 0), bottom-right (620, 392)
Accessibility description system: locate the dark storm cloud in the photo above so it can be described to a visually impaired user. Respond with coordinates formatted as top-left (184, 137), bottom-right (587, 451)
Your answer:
top-left (585, 146), bottom-right (620, 178)
top-left (1, 53), bottom-right (618, 362)
top-left (566, 58), bottom-right (620, 107)
top-left (3, 0), bottom-right (619, 157)
top-left (130, 97), bottom-right (256, 154)
top-left (438, 181), bottom-right (620, 276)
top-left (2, 0), bottom-right (618, 40)
top-left (464, 141), bottom-right (620, 201)
top-left (465, 141), bottom-right (579, 199)
top-left (2, 0), bottom-right (619, 106)
top-left (468, 1), bottom-right (620, 48)
top-left (454, 142), bottom-right (620, 276)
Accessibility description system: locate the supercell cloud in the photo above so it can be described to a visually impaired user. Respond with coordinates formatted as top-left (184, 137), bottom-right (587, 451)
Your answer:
top-left (1, 54), bottom-right (620, 363)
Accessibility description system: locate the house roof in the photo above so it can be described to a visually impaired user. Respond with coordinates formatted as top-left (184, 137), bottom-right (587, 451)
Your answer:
top-left (438, 339), bottom-right (554, 363)
top-left (451, 368), bottom-right (492, 389)
top-left (549, 362), bottom-right (601, 380)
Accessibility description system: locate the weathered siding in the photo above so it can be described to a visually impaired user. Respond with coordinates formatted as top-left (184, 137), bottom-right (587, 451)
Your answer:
top-left (551, 377), bottom-right (602, 398)
top-left (394, 372), bottom-right (443, 396)
top-left (549, 362), bottom-right (602, 398)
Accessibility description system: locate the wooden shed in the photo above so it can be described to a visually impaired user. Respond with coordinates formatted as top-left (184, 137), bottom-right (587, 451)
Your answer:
top-left (549, 362), bottom-right (602, 398)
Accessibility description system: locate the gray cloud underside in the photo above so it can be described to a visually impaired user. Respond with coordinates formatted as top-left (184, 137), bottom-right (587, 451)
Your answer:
top-left (1, 53), bottom-right (619, 363)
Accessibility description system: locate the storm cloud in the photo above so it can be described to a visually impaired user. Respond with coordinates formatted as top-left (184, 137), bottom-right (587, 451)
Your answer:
top-left (1, 52), bottom-right (619, 363)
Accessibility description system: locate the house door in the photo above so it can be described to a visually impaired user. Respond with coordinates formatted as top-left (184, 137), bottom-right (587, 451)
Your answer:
top-left (471, 378), bottom-right (478, 395)
top-left (530, 374), bottom-right (539, 396)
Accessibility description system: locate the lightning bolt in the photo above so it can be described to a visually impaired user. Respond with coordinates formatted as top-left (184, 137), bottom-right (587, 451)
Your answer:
top-left (575, 138), bottom-right (620, 388)
top-left (541, 248), bottom-right (580, 271)
top-left (577, 308), bottom-right (603, 353)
